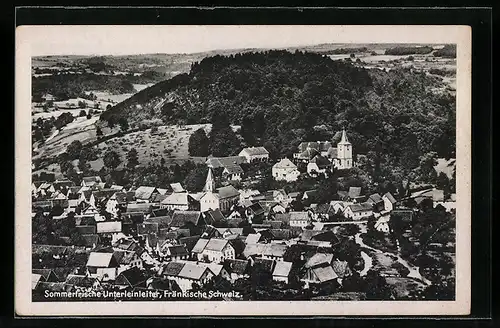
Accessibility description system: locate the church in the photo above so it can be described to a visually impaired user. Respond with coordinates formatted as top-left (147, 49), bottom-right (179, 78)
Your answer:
top-left (199, 168), bottom-right (240, 213)
top-left (294, 129), bottom-right (354, 170)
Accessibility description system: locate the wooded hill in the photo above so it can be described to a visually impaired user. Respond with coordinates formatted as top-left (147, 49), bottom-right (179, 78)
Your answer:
top-left (100, 50), bottom-right (455, 176)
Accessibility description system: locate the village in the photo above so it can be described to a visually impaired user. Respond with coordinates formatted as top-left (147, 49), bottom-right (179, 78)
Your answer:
top-left (31, 127), bottom-right (456, 302)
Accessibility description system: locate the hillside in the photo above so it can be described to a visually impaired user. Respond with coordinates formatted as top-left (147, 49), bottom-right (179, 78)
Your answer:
top-left (99, 50), bottom-right (455, 175)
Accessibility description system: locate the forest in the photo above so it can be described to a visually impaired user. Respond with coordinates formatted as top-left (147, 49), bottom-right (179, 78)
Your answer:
top-left (99, 50), bottom-right (455, 184)
top-left (384, 46), bottom-right (434, 55)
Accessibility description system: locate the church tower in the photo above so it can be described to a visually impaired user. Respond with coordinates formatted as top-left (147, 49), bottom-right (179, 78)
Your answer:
top-left (337, 129), bottom-right (353, 169)
top-left (203, 167), bottom-right (216, 193)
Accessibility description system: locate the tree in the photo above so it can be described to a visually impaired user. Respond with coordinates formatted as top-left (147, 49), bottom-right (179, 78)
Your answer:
top-left (96, 126), bottom-right (103, 137)
top-left (188, 128), bottom-right (210, 157)
top-left (66, 140), bottom-right (83, 160)
top-left (183, 165), bottom-right (209, 192)
top-left (79, 110), bottom-right (87, 117)
top-left (118, 117), bottom-right (129, 131)
top-left (103, 150), bottom-right (121, 170)
top-left (126, 148), bottom-right (139, 169)
top-left (78, 101), bottom-right (87, 109)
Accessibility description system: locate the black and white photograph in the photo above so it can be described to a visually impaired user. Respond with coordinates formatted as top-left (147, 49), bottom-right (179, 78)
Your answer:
top-left (16, 24), bottom-right (471, 316)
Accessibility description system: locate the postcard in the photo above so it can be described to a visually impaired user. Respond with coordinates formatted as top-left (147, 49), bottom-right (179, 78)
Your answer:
top-left (16, 24), bottom-right (471, 316)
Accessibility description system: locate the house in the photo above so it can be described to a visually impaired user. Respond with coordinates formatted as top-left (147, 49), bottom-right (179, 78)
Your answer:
top-left (114, 267), bottom-right (147, 289)
top-left (202, 208), bottom-right (225, 225)
top-left (382, 192), bottom-right (397, 212)
top-left (105, 191), bottom-right (135, 218)
top-left (161, 192), bottom-right (194, 211)
top-left (81, 234), bottom-right (100, 249)
top-left (294, 147), bottom-right (320, 162)
top-left (330, 200), bottom-right (350, 215)
top-left (96, 221), bottom-right (122, 234)
top-left (222, 164), bottom-right (244, 181)
top-left (170, 183), bottom-right (185, 193)
top-left (185, 260), bottom-right (231, 281)
top-left (86, 252), bottom-right (119, 281)
top-left (81, 176), bottom-right (103, 188)
top-left (302, 265), bottom-right (338, 285)
top-left (245, 202), bottom-right (265, 222)
top-left (343, 203), bottom-right (373, 220)
top-left (245, 233), bottom-right (263, 244)
top-left (366, 193), bottom-right (384, 212)
top-left (272, 261), bottom-right (293, 284)
top-left (32, 269), bottom-right (59, 283)
top-left (205, 156), bottom-right (246, 169)
top-left (137, 222), bottom-right (159, 237)
top-left (179, 235), bottom-right (202, 253)
top-left (192, 238), bottom-right (236, 263)
top-left (134, 186), bottom-right (158, 203)
top-left (199, 168), bottom-right (240, 213)
top-left (375, 213), bottom-right (391, 233)
top-left (261, 244), bottom-right (287, 261)
top-left (125, 203), bottom-right (153, 215)
top-left (78, 190), bottom-right (96, 207)
top-left (307, 155), bottom-right (333, 177)
top-left (92, 189), bottom-right (117, 207)
top-left (347, 187), bottom-right (363, 201)
top-left (65, 274), bottom-right (100, 289)
top-left (252, 258), bottom-right (276, 275)
top-left (161, 245), bottom-right (190, 261)
top-left (272, 158), bottom-right (300, 182)
top-left (225, 259), bottom-right (250, 282)
top-left (32, 273), bottom-right (44, 290)
top-left (161, 261), bottom-right (215, 292)
top-left (113, 249), bottom-right (144, 274)
top-left (170, 211), bottom-right (203, 229)
top-left (331, 259), bottom-right (352, 282)
top-left (289, 211), bottom-right (311, 228)
top-left (238, 147), bottom-right (269, 163)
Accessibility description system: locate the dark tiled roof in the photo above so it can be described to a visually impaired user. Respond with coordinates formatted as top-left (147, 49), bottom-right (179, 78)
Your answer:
top-left (178, 235), bottom-right (201, 252)
top-left (225, 259), bottom-right (249, 275)
top-left (162, 262), bottom-right (185, 276)
top-left (115, 267), bottom-right (147, 287)
top-left (171, 211), bottom-right (201, 227)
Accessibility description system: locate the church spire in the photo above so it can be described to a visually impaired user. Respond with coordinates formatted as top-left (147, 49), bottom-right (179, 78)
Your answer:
top-left (203, 167), bottom-right (216, 193)
top-left (340, 129), bottom-right (350, 144)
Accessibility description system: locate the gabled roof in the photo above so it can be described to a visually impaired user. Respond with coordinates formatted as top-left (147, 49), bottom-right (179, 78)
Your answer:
top-left (203, 208), bottom-right (225, 223)
top-left (348, 187), bottom-right (362, 199)
top-left (65, 274), bottom-right (97, 288)
top-left (179, 235), bottom-right (201, 252)
top-left (113, 191), bottom-right (135, 204)
top-left (240, 146), bottom-right (269, 156)
top-left (242, 243), bottom-right (267, 258)
top-left (206, 156), bottom-right (247, 169)
top-left (262, 220), bottom-right (283, 229)
top-left (35, 282), bottom-right (74, 293)
top-left (383, 192), bottom-right (397, 204)
top-left (32, 269), bottom-right (57, 282)
top-left (125, 203), bottom-right (152, 214)
top-left (312, 265), bottom-right (338, 283)
top-left (273, 158), bottom-right (297, 169)
top-left (225, 259), bottom-right (249, 275)
top-left (134, 186), bottom-right (157, 200)
top-left (248, 202), bottom-right (265, 216)
top-left (92, 189), bottom-right (117, 201)
top-left (166, 245), bottom-right (189, 257)
top-left (86, 252), bottom-right (116, 268)
top-left (309, 155), bottom-right (332, 168)
top-left (76, 225), bottom-right (96, 235)
top-left (305, 253), bottom-right (334, 268)
top-left (151, 193), bottom-right (168, 203)
top-left (96, 221), bottom-right (122, 233)
top-left (171, 211), bottom-right (202, 227)
top-left (297, 148), bottom-right (319, 160)
top-left (145, 216), bottom-right (173, 229)
top-left (170, 183), bottom-right (185, 193)
top-left (191, 238), bottom-right (210, 253)
top-left (367, 193), bottom-right (383, 205)
top-left (178, 262), bottom-right (211, 280)
top-left (262, 244), bottom-right (287, 257)
top-left (223, 164), bottom-right (244, 175)
top-left (32, 274), bottom-right (43, 290)
top-left (272, 261), bottom-right (293, 277)
top-left (346, 202), bottom-right (373, 213)
top-left (245, 233), bottom-right (262, 244)
top-left (253, 258), bottom-right (275, 273)
top-left (217, 185), bottom-right (240, 199)
top-left (161, 192), bottom-right (190, 205)
top-left (162, 261), bottom-right (185, 276)
top-left (205, 238), bottom-right (230, 252)
top-left (81, 234), bottom-right (99, 247)
top-left (113, 250), bottom-right (137, 265)
top-left (269, 229), bottom-right (292, 240)
top-left (115, 267), bottom-right (147, 287)
top-left (290, 211), bottom-right (310, 221)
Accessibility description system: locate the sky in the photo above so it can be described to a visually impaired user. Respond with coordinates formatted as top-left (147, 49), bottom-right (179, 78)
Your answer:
top-left (17, 25), bottom-right (464, 56)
